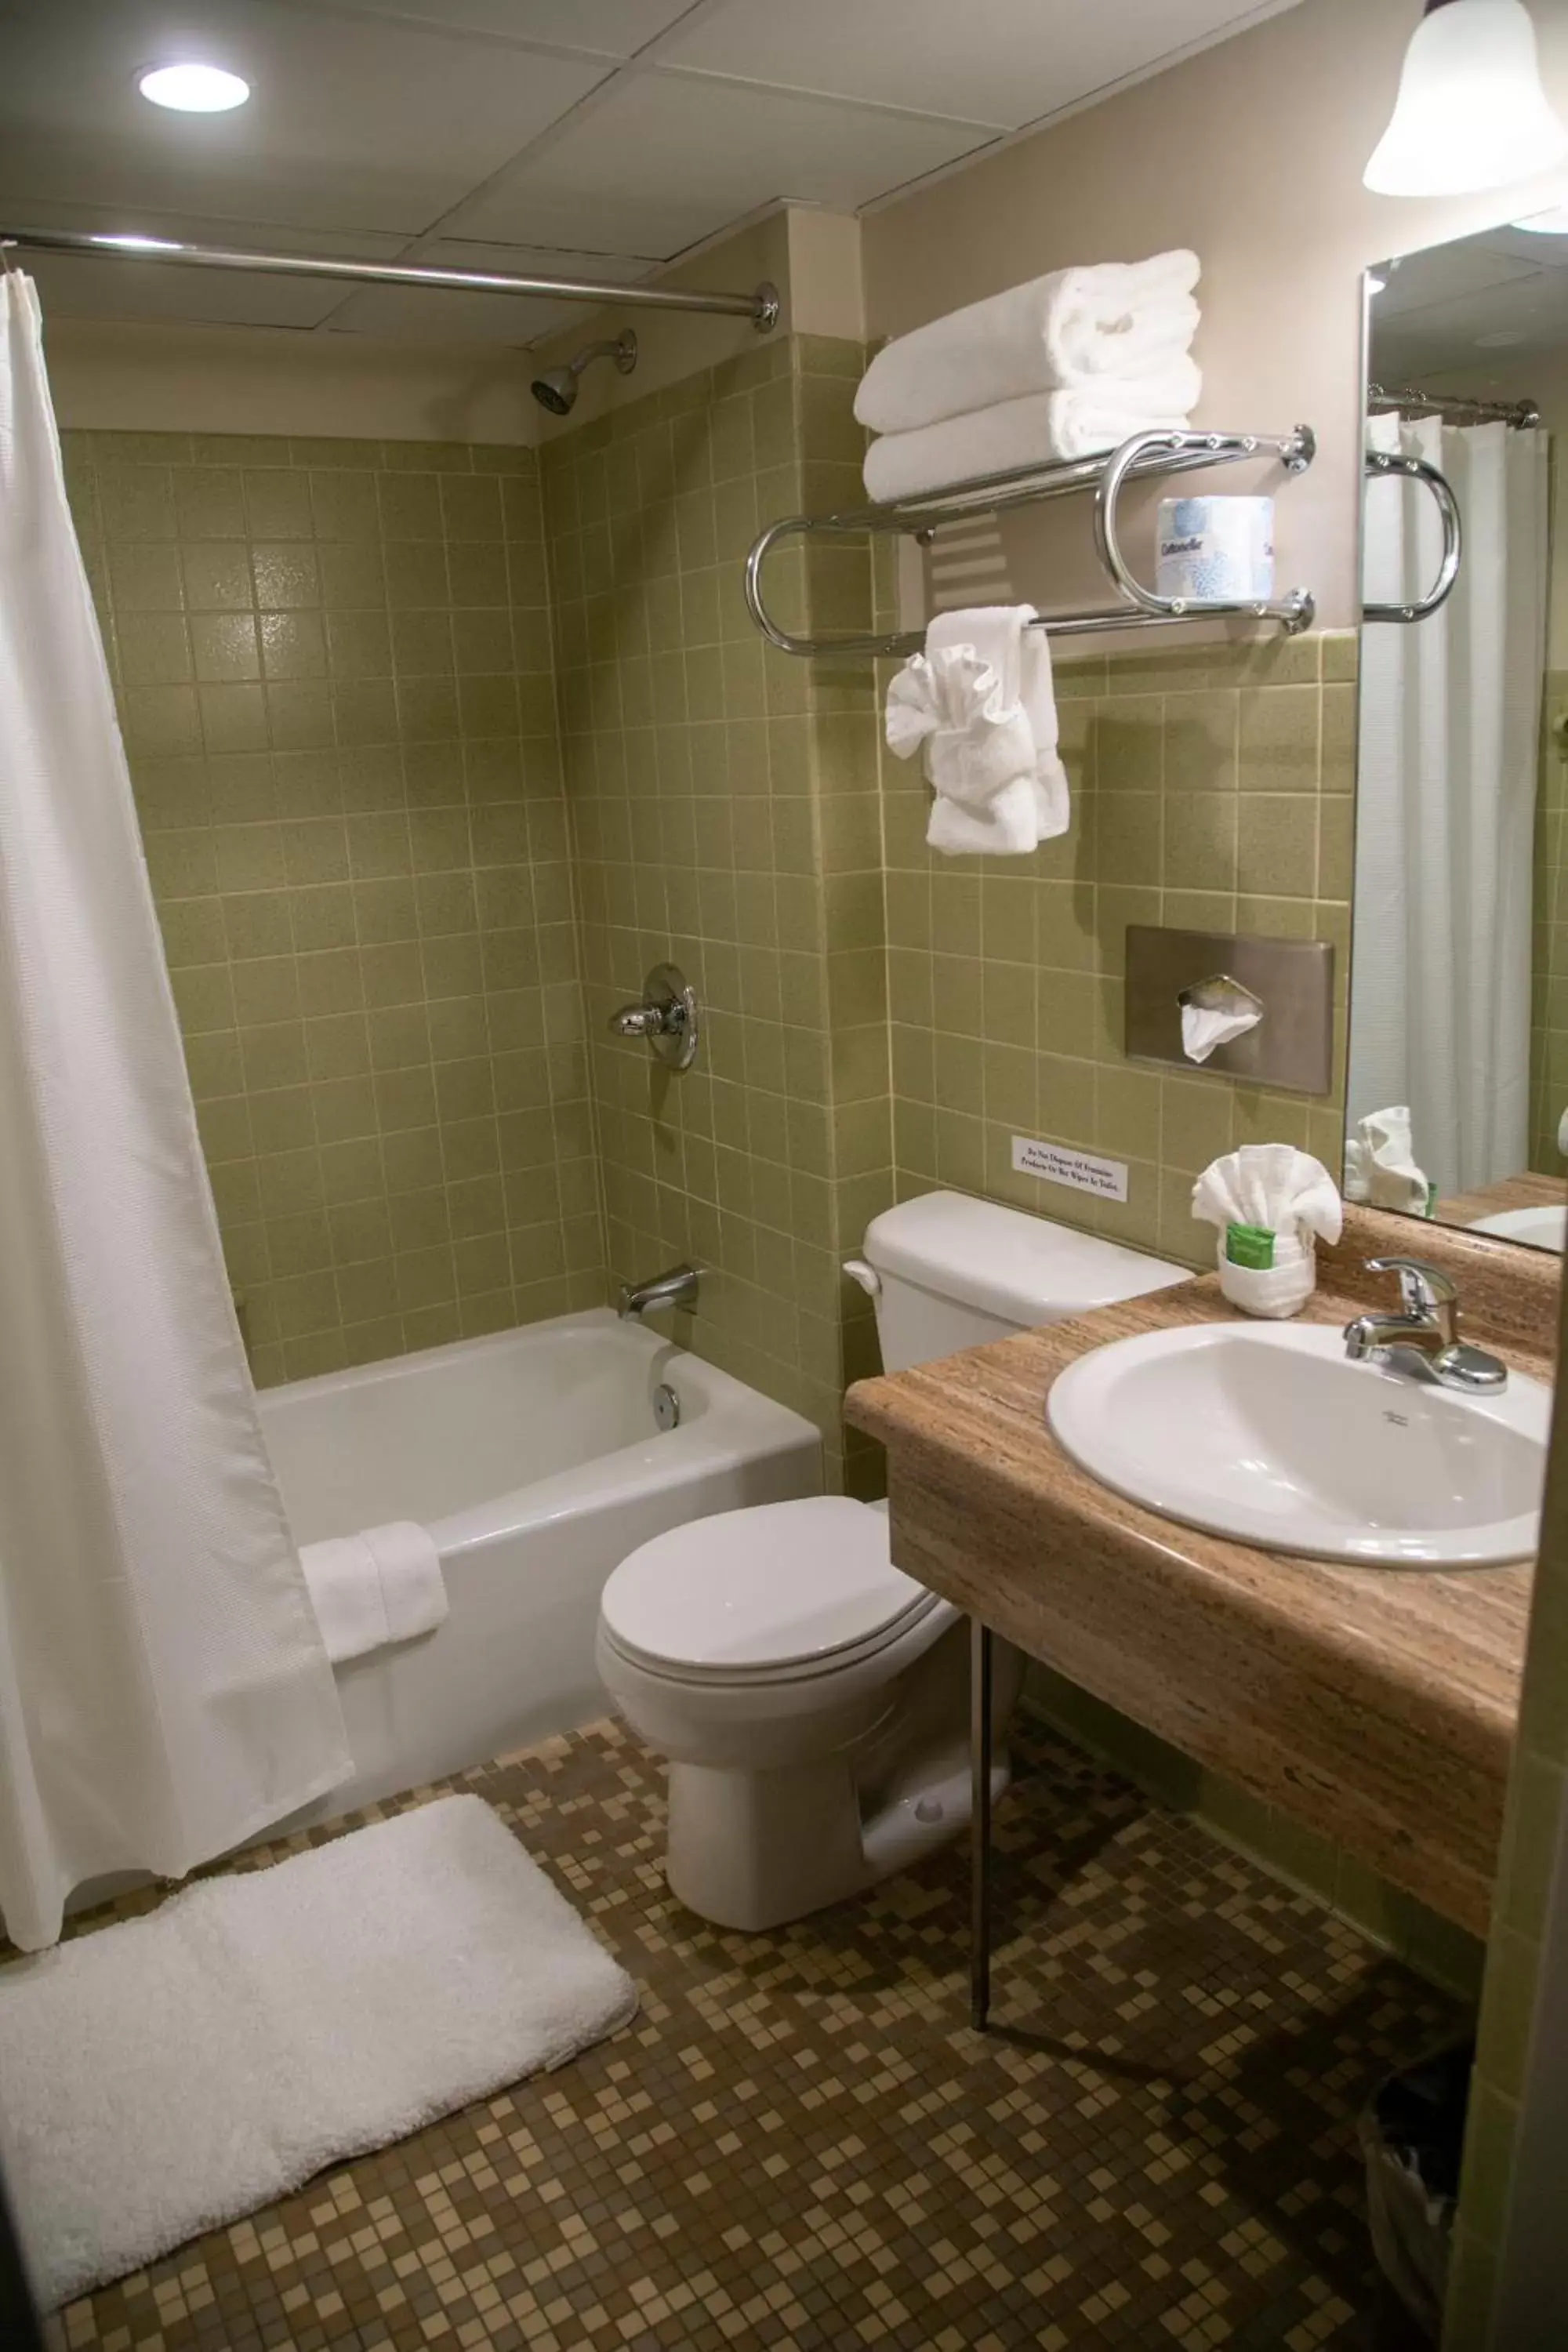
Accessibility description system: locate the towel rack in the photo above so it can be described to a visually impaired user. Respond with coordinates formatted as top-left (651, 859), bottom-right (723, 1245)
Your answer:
top-left (743, 424), bottom-right (1317, 659)
top-left (1361, 448), bottom-right (1462, 623)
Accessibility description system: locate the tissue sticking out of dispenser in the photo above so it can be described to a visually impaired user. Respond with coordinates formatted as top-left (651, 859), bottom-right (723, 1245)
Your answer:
top-left (1125, 925), bottom-right (1334, 1093)
top-left (1178, 971), bottom-right (1265, 1065)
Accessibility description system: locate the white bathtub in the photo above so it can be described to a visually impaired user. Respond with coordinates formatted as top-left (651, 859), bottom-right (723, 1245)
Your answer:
top-left (260, 1310), bottom-right (823, 1819)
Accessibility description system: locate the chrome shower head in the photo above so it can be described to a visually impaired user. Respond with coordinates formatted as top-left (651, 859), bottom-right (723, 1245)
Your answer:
top-left (530, 328), bottom-right (637, 416)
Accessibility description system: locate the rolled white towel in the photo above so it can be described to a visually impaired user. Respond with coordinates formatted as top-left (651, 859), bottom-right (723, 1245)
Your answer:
top-left (302, 1519), bottom-right (448, 1664)
top-left (862, 368), bottom-right (1200, 506)
top-left (855, 250), bottom-right (1200, 435)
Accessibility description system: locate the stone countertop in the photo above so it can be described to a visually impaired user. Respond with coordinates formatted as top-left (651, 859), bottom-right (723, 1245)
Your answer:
top-left (845, 1207), bottom-right (1559, 1937)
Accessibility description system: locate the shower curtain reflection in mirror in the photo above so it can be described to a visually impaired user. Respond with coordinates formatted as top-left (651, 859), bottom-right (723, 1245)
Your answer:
top-left (1350, 408), bottom-right (1550, 1208)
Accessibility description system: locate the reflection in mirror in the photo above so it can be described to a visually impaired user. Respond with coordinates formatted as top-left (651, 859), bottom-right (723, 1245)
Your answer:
top-left (1349, 212), bottom-right (1568, 1255)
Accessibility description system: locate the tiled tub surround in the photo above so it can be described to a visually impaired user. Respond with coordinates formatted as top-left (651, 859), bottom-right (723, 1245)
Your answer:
top-left (64, 429), bottom-right (604, 1387)
top-left (885, 633), bottom-right (1357, 1269)
top-left (541, 336), bottom-right (891, 1494)
top-left (848, 1209), bottom-right (1559, 1943)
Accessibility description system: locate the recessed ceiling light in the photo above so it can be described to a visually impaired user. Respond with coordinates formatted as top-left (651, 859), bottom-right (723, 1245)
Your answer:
top-left (1367, 274), bottom-right (1388, 294)
top-left (138, 63), bottom-right (250, 113)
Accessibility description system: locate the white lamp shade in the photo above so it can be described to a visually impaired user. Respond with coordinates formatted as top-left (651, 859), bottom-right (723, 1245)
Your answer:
top-left (1364, 0), bottom-right (1568, 197)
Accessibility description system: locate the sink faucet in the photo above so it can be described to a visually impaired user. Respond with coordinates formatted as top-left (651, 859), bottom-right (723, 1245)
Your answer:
top-left (618, 1263), bottom-right (699, 1322)
top-left (1341, 1256), bottom-right (1507, 1392)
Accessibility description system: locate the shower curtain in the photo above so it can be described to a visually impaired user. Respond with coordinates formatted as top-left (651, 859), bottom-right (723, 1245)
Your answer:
top-left (1349, 409), bottom-right (1550, 1201)
top-left (0, 272), bottom-right (350, 1951)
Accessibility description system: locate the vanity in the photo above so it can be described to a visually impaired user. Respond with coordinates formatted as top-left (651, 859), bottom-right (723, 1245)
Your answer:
top-left (846, 1206), bottom-right (1559, 1963)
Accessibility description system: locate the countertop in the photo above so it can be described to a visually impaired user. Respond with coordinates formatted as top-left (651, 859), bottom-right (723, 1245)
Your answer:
top-left (845, 1207), bottom-right (1559, 1936)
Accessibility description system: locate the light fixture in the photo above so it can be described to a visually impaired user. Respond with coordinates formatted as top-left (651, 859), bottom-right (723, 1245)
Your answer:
top-left (1367, 273), bottom-right (1388, 294)
top-left (1364, 0), bottom-right (1568, 198)
top-left (138, 63), bottom-right (250, 113)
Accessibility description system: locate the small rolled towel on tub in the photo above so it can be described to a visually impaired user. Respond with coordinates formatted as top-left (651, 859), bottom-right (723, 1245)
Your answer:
top-left (855, 249), bottom-right (1200, 434)
top-left (302, 1520), bottom-right (448, 1664)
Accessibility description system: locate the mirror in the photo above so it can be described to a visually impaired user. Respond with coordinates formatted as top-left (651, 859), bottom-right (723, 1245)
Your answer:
top-left (1348, 212), bottom-right (1568, 1255)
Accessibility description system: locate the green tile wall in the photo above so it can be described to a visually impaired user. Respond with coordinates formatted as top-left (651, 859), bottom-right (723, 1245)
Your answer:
top-left (1530, 670), bottom-right (1568, 1177)
top-left (539, 333), bottom-right (891, 1494)
top-left (884, 632), bottom-right (1357, 1266)
top-left (64, 428), bottom-right (603, 1385)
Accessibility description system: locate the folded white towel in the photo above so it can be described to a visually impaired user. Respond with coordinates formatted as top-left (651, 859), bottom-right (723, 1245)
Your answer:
top-left (862, 367), bottom-right (1200, 505)
top-left (1192, 1144), bottom-right (1344, 1245)
top-left (886, 606), bottom-right (1069, 858)
top-left (1343, 1105), bottom-right (1430, 1216)
top-left (855, 250), bottom-right (1201, 434)
top-left (302, 1519), bottom-right (448, 1664)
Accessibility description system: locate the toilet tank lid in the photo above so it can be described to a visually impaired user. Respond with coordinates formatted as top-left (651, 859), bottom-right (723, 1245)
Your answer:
top-left (861, 1191), bottom-right (1189, 1327)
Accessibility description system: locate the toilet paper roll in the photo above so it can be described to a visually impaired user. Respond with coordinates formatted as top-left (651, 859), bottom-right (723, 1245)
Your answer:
top-left (1156, 495), bottom-right (1275, 605)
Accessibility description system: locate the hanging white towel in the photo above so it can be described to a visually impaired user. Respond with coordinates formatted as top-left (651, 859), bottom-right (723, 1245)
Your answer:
top-left (855, 250), bottom-right (1200, 434)
top-left (862, 368), bottom-right (1200, 505)
top-left (302, 1522), bottom-right (448, 1664)
top-left (886, 607), bottom-right (1069, 858)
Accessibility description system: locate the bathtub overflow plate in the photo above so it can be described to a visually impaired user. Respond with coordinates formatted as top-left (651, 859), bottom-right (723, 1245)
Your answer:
top-left (653, 1382), bottom-right (681, 1432)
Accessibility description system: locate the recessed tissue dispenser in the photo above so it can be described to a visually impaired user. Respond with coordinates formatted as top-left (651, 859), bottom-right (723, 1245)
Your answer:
top-left (1125, 926), bottom-right (1334, 1094)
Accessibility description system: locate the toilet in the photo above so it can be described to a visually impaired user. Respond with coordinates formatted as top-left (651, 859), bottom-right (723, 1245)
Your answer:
top-left (596, 1191), bottom-right (1188, 1930)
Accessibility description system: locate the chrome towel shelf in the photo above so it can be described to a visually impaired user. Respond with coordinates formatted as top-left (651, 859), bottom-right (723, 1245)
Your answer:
top-left (744, 423), bottom-right (1317, 659)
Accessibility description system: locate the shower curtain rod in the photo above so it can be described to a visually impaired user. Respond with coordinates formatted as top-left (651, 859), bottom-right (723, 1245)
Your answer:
top-left (0, 225), bottom-right (780, 332)
top-left (1368, 379), bottom-right (1538, 428)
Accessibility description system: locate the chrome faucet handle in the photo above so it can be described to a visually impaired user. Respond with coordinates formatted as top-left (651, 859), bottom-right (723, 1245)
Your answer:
top-left (611, 1003), bottom-right (666, 1039)
top-left (1364, 1254), bottom-right (1457, 1327)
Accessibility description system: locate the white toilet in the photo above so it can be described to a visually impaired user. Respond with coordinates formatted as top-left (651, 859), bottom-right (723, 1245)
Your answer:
top-left (596, 1191), bottom-right (1187, 1930)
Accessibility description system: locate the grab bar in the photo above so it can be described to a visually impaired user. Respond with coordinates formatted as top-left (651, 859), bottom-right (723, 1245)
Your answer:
top-left (1362, 449), bottom-right (1462, 622)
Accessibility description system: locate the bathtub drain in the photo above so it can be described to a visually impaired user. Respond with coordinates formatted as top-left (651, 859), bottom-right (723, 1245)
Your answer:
top-left (652, 1382), bottom-right (681, 1432)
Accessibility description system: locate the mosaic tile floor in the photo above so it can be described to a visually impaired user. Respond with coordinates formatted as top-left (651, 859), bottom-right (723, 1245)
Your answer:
top-left (44, 1719), bottom-right (1456, 2352)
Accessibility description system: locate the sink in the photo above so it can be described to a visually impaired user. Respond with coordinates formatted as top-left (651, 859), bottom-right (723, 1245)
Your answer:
top-left (1045, 1319), bottom-right (1549, 1567)
top-left (1470, 1203), bottom-right (1565, 1253)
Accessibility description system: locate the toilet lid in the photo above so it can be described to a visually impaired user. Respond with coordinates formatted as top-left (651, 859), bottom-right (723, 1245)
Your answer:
top-left (600, 1497), bottom-right (937, 1675)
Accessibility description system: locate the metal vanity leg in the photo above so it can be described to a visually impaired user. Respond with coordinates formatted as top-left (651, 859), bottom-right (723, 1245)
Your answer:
top-left (970, 1616), bottom-right (993, 2032)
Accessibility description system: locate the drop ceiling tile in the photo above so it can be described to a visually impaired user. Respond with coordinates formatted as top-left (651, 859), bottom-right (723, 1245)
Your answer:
top-left (457, 71), bottom-right (998, 258)
top-left (662, 0), bottom-right (1301, 132)
top-left (300, 0), bottom-right (699, 58)
top-left (325, 240), bottom-right (656, 343)
top-left (0, 0), bottom-right (608, 238)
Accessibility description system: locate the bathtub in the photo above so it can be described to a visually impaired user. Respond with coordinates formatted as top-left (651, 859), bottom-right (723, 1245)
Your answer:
top-left (260, 1310), bottom-right (823, 1820)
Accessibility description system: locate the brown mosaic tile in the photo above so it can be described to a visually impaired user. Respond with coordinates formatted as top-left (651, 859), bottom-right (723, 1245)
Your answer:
top-left (42, 1719), bottom-right (1452, 2350)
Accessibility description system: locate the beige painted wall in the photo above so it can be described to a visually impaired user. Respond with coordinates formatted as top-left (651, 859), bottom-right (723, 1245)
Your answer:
top-left (45, 318), bottom-right (541, 445)
top-left (861, 0), bottom-right (1568, 630)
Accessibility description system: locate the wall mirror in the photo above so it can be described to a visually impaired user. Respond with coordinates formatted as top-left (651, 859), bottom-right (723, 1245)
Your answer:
top-left (1349, 210), bottom-right (1568, 1256)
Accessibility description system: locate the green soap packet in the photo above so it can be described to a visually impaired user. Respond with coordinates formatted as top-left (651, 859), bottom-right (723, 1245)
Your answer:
top-left (1225, 1221), bottom-right (1276, 1269)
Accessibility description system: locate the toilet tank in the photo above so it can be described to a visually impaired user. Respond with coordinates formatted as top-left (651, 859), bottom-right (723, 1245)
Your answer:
top-left (852, 1191), bottom-right (1189, 1373)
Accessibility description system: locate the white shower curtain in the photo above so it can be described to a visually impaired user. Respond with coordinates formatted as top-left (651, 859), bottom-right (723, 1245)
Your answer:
top-left (0, 273), bottom-right (350, 1951)
top-left (1350, 409), bottom-right (1549, 1200)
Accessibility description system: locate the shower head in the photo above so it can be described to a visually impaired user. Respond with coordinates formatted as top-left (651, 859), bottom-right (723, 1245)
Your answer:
top-left (530, 328), bottom-right (637, 416)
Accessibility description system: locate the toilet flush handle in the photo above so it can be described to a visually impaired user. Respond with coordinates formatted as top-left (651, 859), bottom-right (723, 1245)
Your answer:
top-left (843, 1258), bottom-right (880, 1298)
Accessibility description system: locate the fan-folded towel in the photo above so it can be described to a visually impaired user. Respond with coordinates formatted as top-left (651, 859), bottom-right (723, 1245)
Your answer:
top-left (855, 250), bottom-right (1200, 436)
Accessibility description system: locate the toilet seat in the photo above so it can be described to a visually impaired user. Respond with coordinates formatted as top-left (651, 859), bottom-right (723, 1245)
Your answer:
top-left (599, 1496), bottom-right (940, 1686)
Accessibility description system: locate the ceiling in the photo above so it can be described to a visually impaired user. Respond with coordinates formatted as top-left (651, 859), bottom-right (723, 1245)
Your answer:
top-left (0, 0), bottom-right (1301, 347)
top-left (1370, 217), bottom-right (1568, 383)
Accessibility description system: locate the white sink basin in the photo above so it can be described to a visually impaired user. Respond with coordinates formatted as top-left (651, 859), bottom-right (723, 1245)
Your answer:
top-left (1046, 1320), bottom-right (1549, 1567)
top-left (1470, 1203), bottom-right (1565, 1253)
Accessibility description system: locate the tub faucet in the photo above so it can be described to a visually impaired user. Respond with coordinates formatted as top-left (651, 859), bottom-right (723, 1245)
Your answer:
top-left (619, 1263), bottom-right (699, 1322)
top-left (1342, 1256), bottom-right (1507, 1392)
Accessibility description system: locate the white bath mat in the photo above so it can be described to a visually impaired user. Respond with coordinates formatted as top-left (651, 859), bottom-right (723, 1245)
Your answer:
top-left (0, 1795), bottom-right (637, 2309)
